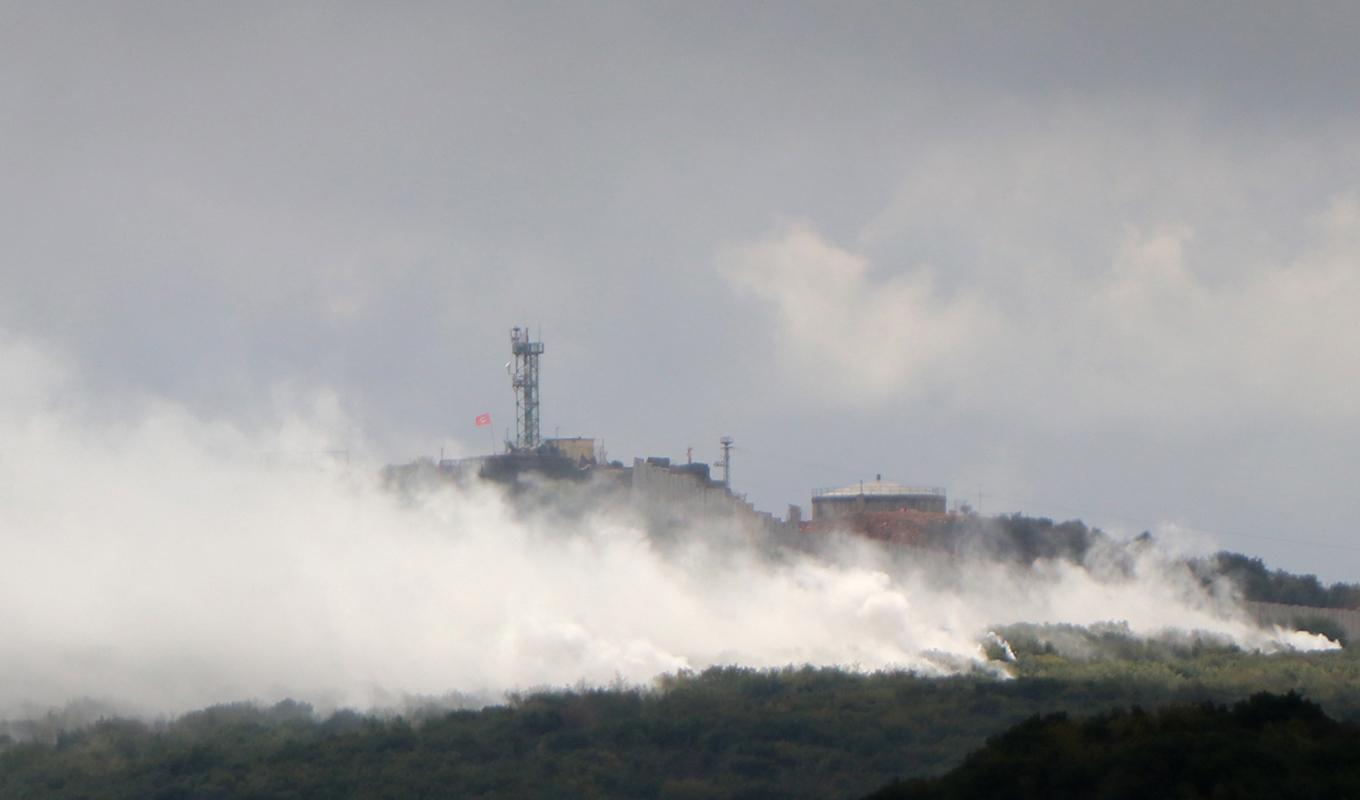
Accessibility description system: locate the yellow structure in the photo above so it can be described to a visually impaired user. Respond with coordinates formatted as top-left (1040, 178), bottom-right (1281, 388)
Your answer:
top-left (546, 437), bottom-right (595, 465)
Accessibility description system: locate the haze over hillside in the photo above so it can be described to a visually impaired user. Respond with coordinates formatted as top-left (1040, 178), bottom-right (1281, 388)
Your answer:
top-left (5, 11), bottom-right (1360, 799)
top-left (0, 330), bottom-right (1341, 720)
top-left (2, 3), bottom-right (1358, 583)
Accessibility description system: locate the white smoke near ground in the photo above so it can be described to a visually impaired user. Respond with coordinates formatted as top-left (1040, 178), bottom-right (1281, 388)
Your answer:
top-left (0, 332), bottom-right (1334, 722)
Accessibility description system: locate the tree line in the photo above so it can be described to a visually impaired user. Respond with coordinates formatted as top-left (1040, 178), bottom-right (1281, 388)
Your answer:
top-left (865, 691), bottom-right (1360, 799)
top-left (6, 643), bottom-right (1360, 799)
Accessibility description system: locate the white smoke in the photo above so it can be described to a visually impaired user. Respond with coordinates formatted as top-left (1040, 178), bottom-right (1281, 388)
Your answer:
top-left (0, 332), bottom-right (1334, 720)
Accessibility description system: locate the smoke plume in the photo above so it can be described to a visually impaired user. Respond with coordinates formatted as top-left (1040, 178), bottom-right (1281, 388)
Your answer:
top-left (0, 333), bottom-right (1332, 721)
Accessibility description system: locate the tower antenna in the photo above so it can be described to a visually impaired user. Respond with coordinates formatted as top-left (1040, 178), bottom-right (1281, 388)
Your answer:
top-left (718, 436), bottom-right (734, 487)
top-left (509, 326), bottom-right (545, 451)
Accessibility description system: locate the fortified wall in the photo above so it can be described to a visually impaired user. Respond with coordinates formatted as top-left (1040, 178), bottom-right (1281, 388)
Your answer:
top-left (630, 457), bottom-right (783, 535)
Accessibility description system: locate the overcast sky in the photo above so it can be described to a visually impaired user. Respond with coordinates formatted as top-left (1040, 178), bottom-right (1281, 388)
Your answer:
top-left (3, 2), bottom-right (1358, 579)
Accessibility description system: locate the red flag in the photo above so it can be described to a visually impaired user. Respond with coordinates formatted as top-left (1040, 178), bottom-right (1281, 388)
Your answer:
top-left (474, 413), bottom-right (492, 427)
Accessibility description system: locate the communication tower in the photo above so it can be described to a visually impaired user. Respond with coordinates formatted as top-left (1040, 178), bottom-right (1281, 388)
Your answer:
top-left (718, 436), bottom-right (734, 486)
top-left (510, 326), bottom-right (544, 450)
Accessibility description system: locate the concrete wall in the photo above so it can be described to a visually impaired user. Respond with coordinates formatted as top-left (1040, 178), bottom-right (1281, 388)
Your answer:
top-left (631, 458), bottom-right (783, 534)
top-left (546, 437), bottom-right (595, 465)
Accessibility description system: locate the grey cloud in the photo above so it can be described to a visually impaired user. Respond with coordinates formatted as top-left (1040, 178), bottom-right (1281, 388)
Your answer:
top-left (1, 2), bottom-right (1358, 579)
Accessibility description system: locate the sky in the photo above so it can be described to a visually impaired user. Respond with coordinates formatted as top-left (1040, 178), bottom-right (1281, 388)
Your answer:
top-left (2, 2), bottom-right (1359, 580)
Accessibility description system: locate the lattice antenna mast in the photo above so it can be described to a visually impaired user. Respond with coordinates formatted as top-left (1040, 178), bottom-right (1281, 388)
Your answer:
top-left (510, 326), bottom-right (544, 451)
top-left (718, 436), bottom-right (734, 487)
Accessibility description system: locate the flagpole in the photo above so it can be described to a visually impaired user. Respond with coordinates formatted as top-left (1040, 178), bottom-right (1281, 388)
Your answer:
top-left (474, 413), bottom-right (497, 455)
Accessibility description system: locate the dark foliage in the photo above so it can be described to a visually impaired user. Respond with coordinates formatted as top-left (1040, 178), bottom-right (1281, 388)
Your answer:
top-left (864, 692), bottom-right (1360, 800)
top-left (929, 512), bottom-right (1360, 611)
top-left (1198, 551), bottom-right (1360, 609)
top-left (7, 649), bottom-right (1360, 800)
top-left (925, 513), bottom-right (1102, 565)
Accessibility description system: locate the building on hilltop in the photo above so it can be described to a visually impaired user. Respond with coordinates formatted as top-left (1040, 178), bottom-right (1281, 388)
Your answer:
top-left (811, 477), bottom-right (947, 519)
top-left (545, 436), bottom-right (596, 466)
top-left (798, 478), bottom-right (952, 549)
top-left (630, 456), bottom-right (782, 535)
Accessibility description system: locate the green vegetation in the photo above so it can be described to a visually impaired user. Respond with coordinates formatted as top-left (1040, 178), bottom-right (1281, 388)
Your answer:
top-left (937, 513), bottom-right (1100, 565)
top-left (944, 512), bottom-right (1360, 610)
top-left (6, 514), bottom-right (1357, 798)
top-left (865, 692), bottom-right (1360, 799)
top-left (1197, 551), bottom-right (1360, 609)
top-left (7, 643), bottom-right (1360, 799)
